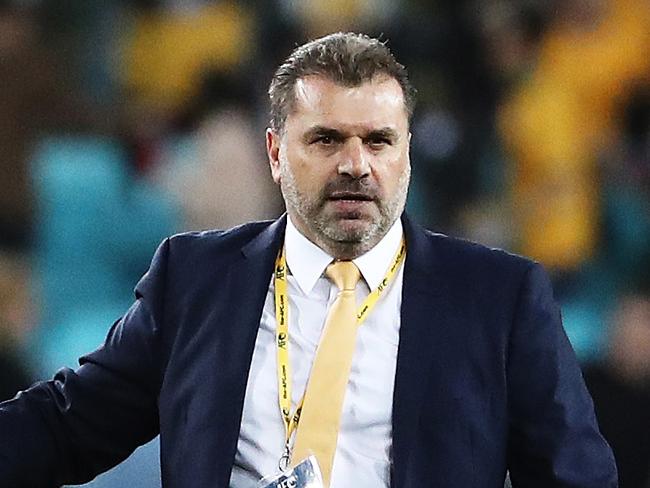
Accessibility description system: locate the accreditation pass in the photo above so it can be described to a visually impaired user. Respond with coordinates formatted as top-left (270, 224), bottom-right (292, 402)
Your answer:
top-left (257, 455), bottom-right (323, 488)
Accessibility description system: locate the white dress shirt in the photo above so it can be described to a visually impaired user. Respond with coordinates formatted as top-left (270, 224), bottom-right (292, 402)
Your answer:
top-left (229, 217), bottom-right (404, 487)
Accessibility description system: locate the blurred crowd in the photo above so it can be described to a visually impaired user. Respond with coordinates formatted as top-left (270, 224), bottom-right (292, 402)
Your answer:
top-left (0, 0), bottom-right (648, 486)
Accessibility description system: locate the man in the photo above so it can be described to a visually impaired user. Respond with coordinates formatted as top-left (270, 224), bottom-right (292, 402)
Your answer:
top-left (0, 32), bottom-right (617, 488)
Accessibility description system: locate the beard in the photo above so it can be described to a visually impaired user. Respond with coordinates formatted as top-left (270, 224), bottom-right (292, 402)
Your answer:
top-left (279, 159), bottom-right (410, 252)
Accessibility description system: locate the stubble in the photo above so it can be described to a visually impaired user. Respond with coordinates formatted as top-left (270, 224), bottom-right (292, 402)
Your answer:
top-left (279, 157), bottom-right (410, 259)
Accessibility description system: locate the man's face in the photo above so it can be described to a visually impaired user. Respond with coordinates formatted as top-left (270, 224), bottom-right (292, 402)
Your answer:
top-left (267, 75), bottom-right (411, 258)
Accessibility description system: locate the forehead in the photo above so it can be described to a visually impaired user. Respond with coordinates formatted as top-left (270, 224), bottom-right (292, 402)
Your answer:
top-left (287, 75), bottom-right (408, 133)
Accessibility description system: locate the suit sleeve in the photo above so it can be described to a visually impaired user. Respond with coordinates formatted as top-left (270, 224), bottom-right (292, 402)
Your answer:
top-left (506, 263), bottom-right (618, 488)
top-left (0, 238), bottom-right (170, 487)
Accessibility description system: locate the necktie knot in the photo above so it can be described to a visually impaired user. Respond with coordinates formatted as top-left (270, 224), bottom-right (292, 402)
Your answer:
top-left (325, 261), bottom-right (360, 292)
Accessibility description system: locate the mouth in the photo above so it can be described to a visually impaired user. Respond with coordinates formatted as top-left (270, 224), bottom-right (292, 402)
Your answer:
top-left (326, 192), bottom-right (375, 217)
top-left (327, 191), bottom-right (374, 202)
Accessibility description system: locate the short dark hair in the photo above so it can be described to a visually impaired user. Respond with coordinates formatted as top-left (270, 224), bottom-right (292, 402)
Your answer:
top-left (268, 32), bottom-right (417, 132)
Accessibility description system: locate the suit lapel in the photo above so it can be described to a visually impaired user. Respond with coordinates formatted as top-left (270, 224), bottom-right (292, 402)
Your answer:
top-left (215, 216), bottom-right (287, 485)
top-left (391, 215), bottom-right (457, 488)
top-left (222, 215), bottom-right (286, 377)
top-left (227, 214), bottom-right (287, 382)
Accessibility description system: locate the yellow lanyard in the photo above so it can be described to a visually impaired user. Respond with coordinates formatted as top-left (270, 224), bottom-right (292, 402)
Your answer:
top-left (273, 237), bottom-right (406, 469)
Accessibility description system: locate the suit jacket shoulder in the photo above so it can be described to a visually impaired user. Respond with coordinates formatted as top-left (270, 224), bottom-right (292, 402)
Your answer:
top-left (394, 216), bottom-right (618, 488)
top-left (414, 225), bottom-right (535, 286)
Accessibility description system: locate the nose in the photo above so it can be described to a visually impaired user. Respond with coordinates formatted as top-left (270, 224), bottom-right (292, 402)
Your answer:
top-left (337, 138), bottom-right (370, 179)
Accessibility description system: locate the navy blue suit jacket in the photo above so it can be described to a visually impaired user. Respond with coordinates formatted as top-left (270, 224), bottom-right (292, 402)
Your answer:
top-left (0, 215), bottom-right (617, 487)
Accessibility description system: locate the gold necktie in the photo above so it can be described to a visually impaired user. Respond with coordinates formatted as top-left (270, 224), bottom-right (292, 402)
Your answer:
top-left (291, 260), bottom-right (361, 487)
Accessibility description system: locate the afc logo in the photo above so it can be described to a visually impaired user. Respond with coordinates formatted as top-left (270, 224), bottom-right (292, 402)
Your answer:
top-left (278, 331), bottom-right (288, 349)
top-left (377, 277), bottom-right (389, 292)
top-left (275, 265), bottom-right (286, 280)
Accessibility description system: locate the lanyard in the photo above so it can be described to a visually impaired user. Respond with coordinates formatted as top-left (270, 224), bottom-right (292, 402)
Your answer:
top-left (273, 237), bottom-right (406, 469)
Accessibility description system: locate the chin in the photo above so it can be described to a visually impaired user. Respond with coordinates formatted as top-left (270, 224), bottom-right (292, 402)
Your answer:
top-left (325, 219), bottom-right (378, 244)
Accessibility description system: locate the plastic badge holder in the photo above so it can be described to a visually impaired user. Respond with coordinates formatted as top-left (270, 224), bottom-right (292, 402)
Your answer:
top-left (257, 455), bottom-right (324, 488)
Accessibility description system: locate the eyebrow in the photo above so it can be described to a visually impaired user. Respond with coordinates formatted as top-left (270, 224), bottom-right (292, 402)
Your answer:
top-left (302, 125), bottom-right (400, 142)
top-left (302, 126), bottom-right (344, 142)
top-left (365, 127), bottom-right (400, 141)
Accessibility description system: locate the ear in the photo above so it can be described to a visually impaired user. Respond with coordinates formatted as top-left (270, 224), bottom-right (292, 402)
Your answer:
top-left (266, 128), bottom-right (282, 184)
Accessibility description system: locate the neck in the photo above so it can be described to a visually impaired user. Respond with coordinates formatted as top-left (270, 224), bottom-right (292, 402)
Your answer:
top-left (313, 238), bottom-right (380, 261)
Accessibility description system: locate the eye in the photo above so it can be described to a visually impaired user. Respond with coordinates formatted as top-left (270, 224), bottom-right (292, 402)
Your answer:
top-left (366, 136), bottom-right (391, 149)
top-left (315, 135), bottom-right (334, 145)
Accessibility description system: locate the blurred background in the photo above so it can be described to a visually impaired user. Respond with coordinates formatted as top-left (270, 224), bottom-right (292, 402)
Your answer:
top-left (0, 0), bottom-right (648, 486)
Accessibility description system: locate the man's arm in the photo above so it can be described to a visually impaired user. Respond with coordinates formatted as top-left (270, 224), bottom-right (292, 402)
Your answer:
top-left (506, 263), bottom-right (618, 487)
top-left (0, 239), bottom-right (170, 487)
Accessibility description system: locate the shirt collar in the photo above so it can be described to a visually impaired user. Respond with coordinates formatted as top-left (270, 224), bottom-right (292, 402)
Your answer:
top-left (285, 216), bottom-right (404, 295)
